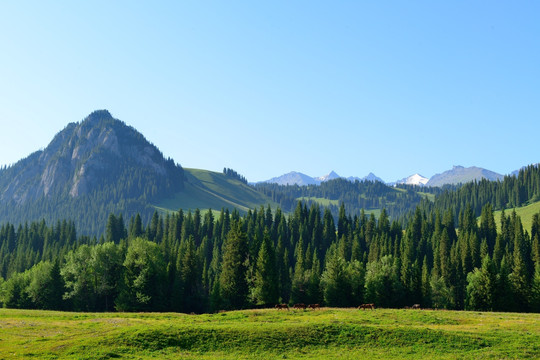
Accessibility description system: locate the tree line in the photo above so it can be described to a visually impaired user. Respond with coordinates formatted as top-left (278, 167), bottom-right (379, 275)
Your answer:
top-left (1, 201), bottom-right (539, 313)
top-left (255, 178), bottom-right (426, 221)
top-left (223, 168), bottom-right (248, 185)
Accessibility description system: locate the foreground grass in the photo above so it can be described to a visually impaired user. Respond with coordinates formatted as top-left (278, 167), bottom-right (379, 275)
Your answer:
top-left (0, 308), bottom-right (538, 359)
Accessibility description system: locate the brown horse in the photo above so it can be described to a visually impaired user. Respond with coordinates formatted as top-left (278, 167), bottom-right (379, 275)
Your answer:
top-left (308, 304), bottom-right (320, 310)
top-left (293, 303), bottom-right (307, 310)
top-left (275, 303), bottom-right (289, 310)
top-left (358, 303), bottom-right (375, 310)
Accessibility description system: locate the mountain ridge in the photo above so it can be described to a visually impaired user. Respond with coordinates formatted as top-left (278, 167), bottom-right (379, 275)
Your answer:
top-left (261, 171), bottom-right (385, 186)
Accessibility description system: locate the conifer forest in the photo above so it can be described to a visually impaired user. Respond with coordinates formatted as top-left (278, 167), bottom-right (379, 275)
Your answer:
top-left (1, 181), bottom-right (540, 314)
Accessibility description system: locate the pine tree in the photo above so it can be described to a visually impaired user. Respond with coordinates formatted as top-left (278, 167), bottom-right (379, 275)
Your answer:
top-left (307, 251), bottom-right (322, 304)
top-left (48, 260), bottom-right (65, 310)
top-left (509, 220), bottom-right (531, 312)
top-left (479, 204), bottom-right (497, 255)
top-left (130, 213), bottom-right (143, 238)
top-left (251, 231), bottom-right (279, 305)
top-left (219, 221), bottom-right (249, 310)
top-left (421, 256), bottom-right (431, 307)
top-left (291, 236), bottom-right (307, 304)
top-left (320, 250), bottom-right (350, 307)
top-left (179, 235), bottom-right (202, 313)
top-left (494, 255), bottom-right (512, 311)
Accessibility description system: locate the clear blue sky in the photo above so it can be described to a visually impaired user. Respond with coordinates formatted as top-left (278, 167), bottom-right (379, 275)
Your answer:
top-left (1, 1), bottom-right (538, 183)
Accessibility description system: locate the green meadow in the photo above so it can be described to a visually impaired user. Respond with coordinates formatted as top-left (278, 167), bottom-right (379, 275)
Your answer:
top-left (492, 200), bottom-right (540, 233)
top-left (154, 168), bottom-right (277, 214)
top-left (0, 308), bottom-right (538, 359)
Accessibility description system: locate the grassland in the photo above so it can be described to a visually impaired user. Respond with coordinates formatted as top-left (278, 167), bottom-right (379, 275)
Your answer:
top-left (154, 168), bottom-right (278, 215)
top-left (417, 191), bottom-right (436, 202)
top-left (490, 200), bottom-right (540, 233)
top-left (0, 308), bottom-right (538, 359)
top-left (296, 197), bottom-right (340, 207)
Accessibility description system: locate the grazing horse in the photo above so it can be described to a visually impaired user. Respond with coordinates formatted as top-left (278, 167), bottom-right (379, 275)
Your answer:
top-left (275, 303), bottom-right (289, 310)
top-left (293, 303), bottom-right (307, 310)
top-left (412, 304), bottom-right (421, 309)
top-left (358, 303), bottom-right (375, 310)
top-left (307, 304), bottom-right (320, 310)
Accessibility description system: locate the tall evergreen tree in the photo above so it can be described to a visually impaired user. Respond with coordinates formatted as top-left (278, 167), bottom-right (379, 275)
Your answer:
top-left (219, 221), bottom-right (249, 310)
top-left (251, 231), bottom-right (279, 305)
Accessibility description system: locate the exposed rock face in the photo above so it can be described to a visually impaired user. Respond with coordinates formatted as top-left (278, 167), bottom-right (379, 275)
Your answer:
top-left (0, 110), bottom-right (181, 204)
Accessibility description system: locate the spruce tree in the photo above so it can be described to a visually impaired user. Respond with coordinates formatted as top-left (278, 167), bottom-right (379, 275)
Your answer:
top-left (251, 231), bottom-right (279, 305)
top-left (320, 250), bottom-right (350, 307)
top-left (509, 221), bottom-right (531, 311)
top-left (219, 221), bottom-right (249, 310)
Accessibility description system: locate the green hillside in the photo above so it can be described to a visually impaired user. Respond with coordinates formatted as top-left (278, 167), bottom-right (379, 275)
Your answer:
top-left (492, 200), bottom-right (540, 233)
top-left (154, 168), bottom-right (277, 214)
top-left (0, 308), bottom-right (538, 359)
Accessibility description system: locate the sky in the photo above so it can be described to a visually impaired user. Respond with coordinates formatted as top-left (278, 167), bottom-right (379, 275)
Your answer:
top-left (0, 1), bottom-right (539, 183)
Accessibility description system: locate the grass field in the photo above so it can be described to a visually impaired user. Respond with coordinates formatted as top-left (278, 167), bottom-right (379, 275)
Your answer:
top-left (154, 168), bottom-right (278, 215)
top-left (491, 200), bottom-right (540, 233)
top-left (417, 191), bottom-right (436, 202)
top-left (0, 308), bottom-right (538, 359)
top-left (296, 197), bottom-right (340, 207)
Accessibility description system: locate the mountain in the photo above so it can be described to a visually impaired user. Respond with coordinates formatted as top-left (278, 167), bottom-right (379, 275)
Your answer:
top-left (426, 165), bottom-right (503, 187)
top-left (395, 173), bottom-right (429, 186)
top-left (263, 170), bottom-right (341, 186)
top-left (0, 110), bottom-right (184, 235)
top-left (263, 171), bottom-right (318, 186)
top-left (263, 170), bottom-right (385, 186)
top-left (348, 172), bottom-right (385, 183)
top-left (315, 171), bottom-right (341, 183)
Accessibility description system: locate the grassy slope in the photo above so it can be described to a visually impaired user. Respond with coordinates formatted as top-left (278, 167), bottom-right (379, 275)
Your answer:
top-left (154, 168), bottom-right (278, 214)
top-left (417, 191), bottom-right (436, 202)
top-left (296, 196), bottom-right (340, 207)
top-left (0, 308), bottom-right (538, 359)
top-left (490, 200), bottom-right (540, 233)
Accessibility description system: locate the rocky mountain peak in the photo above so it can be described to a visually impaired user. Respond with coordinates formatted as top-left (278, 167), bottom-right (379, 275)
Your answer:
top-left (0, 110), bottom-right (183, 203)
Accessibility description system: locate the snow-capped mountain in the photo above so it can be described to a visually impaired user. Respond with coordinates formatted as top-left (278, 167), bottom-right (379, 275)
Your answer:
top-left (396, 173), bottom-right (429, 186)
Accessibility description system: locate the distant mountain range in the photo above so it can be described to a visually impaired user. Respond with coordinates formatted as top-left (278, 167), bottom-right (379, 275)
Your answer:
top-left (261, 171), bottom-right (385, 186)
top-left (263, 166), bottom-right (509, 188)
